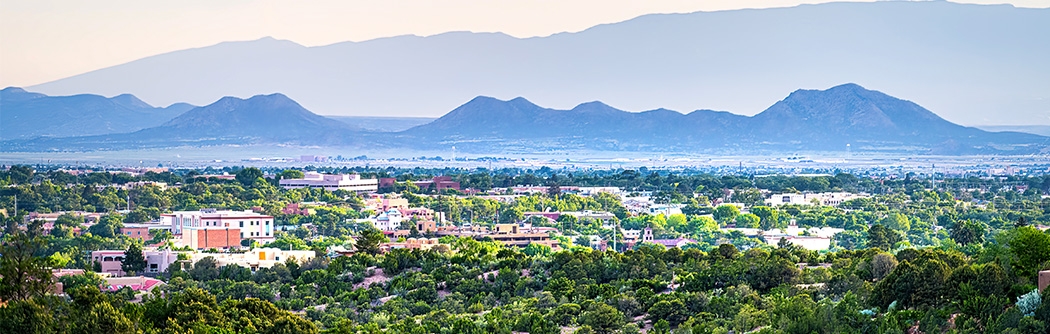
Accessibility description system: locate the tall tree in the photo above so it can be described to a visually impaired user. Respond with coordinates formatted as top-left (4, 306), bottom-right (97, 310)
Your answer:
top-left (355, 228), bottom-right (388, 255)
top-left (121, 243), bottom-right (147, 275)
top-left (867, 224), bottom-right (900, 250)
top-left (0, 231), bottom-right (54, 302)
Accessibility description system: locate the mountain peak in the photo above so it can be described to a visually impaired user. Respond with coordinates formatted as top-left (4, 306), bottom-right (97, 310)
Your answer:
top-left (2, 86), bottom-right (28, 94)
top-left (111, 93), bottom-right (154, 109)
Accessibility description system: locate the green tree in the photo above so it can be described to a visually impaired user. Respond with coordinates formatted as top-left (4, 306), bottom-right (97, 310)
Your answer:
top-left (734, 214), bottom-right (760, 228)
top-left (1008, 226), bottom-right (1050, 279)
top-left (121, 243), bottom-right (147, 275)
top-left (750, 206), bottom-right (780, 230)
top-left (356, 228), bottom-right (388, 255)
top-left (950, 220), bottom-right (986, 245)
top-left (578, 303), bottom-right (625, 334)
top-left (0, 231), bottom-right (54, 302)
top-left (713, 205), bottom-right (741, 224)
top-left (866, 224), bottom-right (900, 250)
top-left (280, 169), bottom-right (305, 180)
top-left (236, 167), bottom-right (265, 187)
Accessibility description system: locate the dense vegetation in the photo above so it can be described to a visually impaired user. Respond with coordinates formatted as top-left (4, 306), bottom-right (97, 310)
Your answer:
top-left (2, 165), bottom-right (1050, 333)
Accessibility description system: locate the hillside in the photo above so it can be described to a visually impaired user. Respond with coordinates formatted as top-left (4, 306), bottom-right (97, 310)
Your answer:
top-left (401, 84), bottom-right (1047, 154)
top-left (0, 87), bottom-right (192, 140)
top-left (1, 93), bottom-right (361, 151)
top-left (25, 2), bottom-right (1050, 126)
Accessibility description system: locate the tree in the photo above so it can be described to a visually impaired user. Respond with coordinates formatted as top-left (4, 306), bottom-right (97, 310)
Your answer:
top-left (734, 214), bottom-right (760, 228)
top-left (356, 228), bottom-right (388, 255)
top-left (713, 205), bottom-right (740, 224)
top-left (280, 169), bottom-right (305, 180)
top-left (866, 224), bottom-right (900, 250)
top-left (869, 252), bottom-right (898, 280)
top-left (121, 243), bottom-right (147, 275)
top-left (1007, 226), bottom-right (1050, 279)
top-left (189, 256), bottom-right (220, 281)
top-left (750, 206), bottom-right (780, 230)
top-left (578, 303), bottom-right (625, 334)
top-left (236, 167), bottom-right (265, 187)
top-left (0, 231), bottom-right (54, 302)
top-left (950, 220), bottom-right (986, 245)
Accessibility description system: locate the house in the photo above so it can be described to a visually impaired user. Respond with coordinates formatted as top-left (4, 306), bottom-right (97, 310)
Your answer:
top-left (279, 172), bottom-right (378, 194)
top-left (91, 250), bottom-right (128, 277)
top-left (101, 276), bottom-right (165, 292)
top-left (416, 220), bottom-right (437, 233)
top-left (372, 209), bottom-right (405, 231)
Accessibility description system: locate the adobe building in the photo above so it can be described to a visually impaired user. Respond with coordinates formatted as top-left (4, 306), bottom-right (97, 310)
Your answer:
top-left (1039, 270), bottom-right (1049, 292)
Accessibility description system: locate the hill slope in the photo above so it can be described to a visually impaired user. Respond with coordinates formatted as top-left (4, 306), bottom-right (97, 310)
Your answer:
top-left (1, 93), bottom-right (361, 151)
top-left (0, 87), bottom-right (191, 140)
top-left (401, 83), bottom-right (1047, 154)
top-left (25, 2), bottom-right (1050, 126)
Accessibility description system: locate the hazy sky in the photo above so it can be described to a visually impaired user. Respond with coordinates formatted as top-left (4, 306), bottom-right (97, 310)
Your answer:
top-left (2, 0), bottom-right (1047, 88)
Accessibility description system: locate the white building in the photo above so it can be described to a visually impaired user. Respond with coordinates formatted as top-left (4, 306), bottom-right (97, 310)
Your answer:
top-left (368, 209), bottom-right (404, 231)
top-left (279, 172), bottom-right (378, 194)
top-left (190, 248), bottom-right (315, 271)
top-left (765, 192), bottom-right (867, 206)
top-left (161, 209), bottom-right (275, 244)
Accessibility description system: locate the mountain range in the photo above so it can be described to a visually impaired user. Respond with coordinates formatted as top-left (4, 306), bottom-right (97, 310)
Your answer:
top-left (0, 87), bottom-right (193, 140)
top-left (2, 84), bottom-right (1046, 155)
top-left (23, 1), bottom-right (1050, 126)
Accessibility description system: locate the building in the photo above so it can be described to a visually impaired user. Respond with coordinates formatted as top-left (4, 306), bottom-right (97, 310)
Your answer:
top-left (364, 196), bottom-right (410, 212)
top-left (181, 226), bottom-right (241, 250)
top-left (371, 209), bottom-right (405, 231)
top-left (188, 248), bottom-right (315, 272)
top-left (380, 238), bottom-right (442, 252)
top-left (101, 276), bottom-right (165, 292)
top-left (162, 209), bottom-right (275, 248)
top-left (416, 220), bottom-right (437, 233)
top-left (765, 192), bottom-right (868, 206)
top-left (91, 250), bottom-right (128, 277)
top-left (380, 176), bottom-right (462, 192)
top-left (281, 203), bottom-right (316, 216)
top-left (651, 237), bottom-right (697, 248)
top-left (1039, 270), bottom-right (1050, 292)
top-left (120, 225), bottom-right (151, 243)
top-left (279, 172), bottom-right (378, 193)
top-left (764, 235), bottom-right (833, 251)
top-left (413, 176), bottom-right (461, 192)
top-left (523, 210), bottom-right (617, 226)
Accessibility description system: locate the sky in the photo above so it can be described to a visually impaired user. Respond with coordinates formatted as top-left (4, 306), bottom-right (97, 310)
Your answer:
top-left (2, 0), bottom-right (1048, 88)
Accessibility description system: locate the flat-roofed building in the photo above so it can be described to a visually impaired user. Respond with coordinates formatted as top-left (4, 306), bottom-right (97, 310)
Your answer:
top-left (162, 209), bottom-right (274, 245)
top-left (280, 172), bottom-right (378, 194)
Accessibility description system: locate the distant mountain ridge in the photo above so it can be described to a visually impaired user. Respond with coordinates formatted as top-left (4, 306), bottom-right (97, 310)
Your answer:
top-left (0, 87), bottom-right (193, 140)
top-left (1, 93), bottom-right (359, 151)
top-left (400, 83), bottom-right (1046, 154)
top-left (25, 1), bottom-right (1050, 125)
top-left (2, 84), bottom-right (1046, 155)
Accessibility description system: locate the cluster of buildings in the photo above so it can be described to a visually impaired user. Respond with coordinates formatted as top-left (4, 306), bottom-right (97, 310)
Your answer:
top-left (89, 247), bottom-right (315, 278)
top-left (764, 192), bottom-right (868, 206)
top-left (279, 172), bottom-right (379, 194)
top-left (162, 209), bottom-right (275, 249)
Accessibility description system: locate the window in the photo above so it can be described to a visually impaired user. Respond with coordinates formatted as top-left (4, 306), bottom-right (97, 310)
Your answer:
top-left (239, 221), bottom-right (244, 228)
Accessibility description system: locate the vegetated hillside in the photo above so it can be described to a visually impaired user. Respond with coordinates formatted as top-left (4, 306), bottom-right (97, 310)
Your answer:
top-left (403, 83), bottom-right (1048, 154)
top-left (3, 84), bottom-right (1046, 154)
top-left (0, 93), bottom-right (362, 151)
top-left (26, 2), bottom-right (1050, 125)
top-left (0, 87), bottom-right (192, 140)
